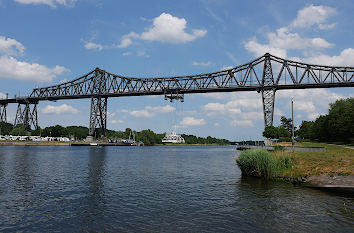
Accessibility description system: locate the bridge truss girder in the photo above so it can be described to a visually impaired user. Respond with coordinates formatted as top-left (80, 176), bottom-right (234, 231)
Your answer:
top-left (14, 103), bottom-right (38, 131)
top-left (0, 104), bottom-right (7, 123)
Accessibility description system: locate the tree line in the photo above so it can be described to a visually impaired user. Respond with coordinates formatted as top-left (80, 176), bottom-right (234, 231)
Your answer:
top-left (297, 97), bottom-right (353, 144)
top-left (262, 97), bottom-right (354, 144)
top-left (0, 123), bottom-right (230, 146)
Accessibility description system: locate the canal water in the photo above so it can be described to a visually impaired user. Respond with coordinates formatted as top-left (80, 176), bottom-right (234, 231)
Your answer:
top-left (0, 146), bottom-right (352, 232)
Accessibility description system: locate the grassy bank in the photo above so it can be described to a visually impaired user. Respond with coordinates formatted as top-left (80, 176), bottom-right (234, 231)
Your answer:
top-left (236, 142), bottom-right (353, 180)
top-left (274, 142), bottom-right (353, 177)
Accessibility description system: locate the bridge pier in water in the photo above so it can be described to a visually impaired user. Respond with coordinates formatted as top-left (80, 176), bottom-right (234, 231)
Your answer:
top-left (0, 104), bottom-right (7, 123)
top-left (14, 102), bottom-right (38, 131)
top-left (89, 96), bottom-right (108, 137)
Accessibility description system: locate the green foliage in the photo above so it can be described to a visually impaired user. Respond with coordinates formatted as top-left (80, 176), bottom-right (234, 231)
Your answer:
top-left (297, 121), bottom-right (315, 139)
top-left (182, 134), bottom-right (229, 145)
top-left (42, 125), bottom-right (67, 137)
top-left (0, 122), bottom-right (14, 135)
top-left (136, 129), bottom-right (159, 146)
top-left (236, 149), bottom-right (278, 179)
top-left (10, 127), bottom-right (28, 136)
top-left (262, 126), bottom-right (289, 139)
top-left (277, 154), bottom-right (293, 169)
top-left (297, 97), bottom-right (354, 144)
top-left (236, 149), bottom-right (294, 179)
top-left (66, 126), bottom-right (89, 139)
top-left (31, 127), bottom-right (42, 136)
top-left (280, 116), bottom-right (295, 135)
top-left (10, 123), bottom-right (229, 145)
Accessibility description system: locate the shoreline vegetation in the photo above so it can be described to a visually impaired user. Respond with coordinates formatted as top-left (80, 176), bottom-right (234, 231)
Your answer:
top-left (0, 123), bottom-right (230, 146)
top-left (236, 142), bottom-right (354, 188)
top-left (0, 141), bottom-right (231, 146)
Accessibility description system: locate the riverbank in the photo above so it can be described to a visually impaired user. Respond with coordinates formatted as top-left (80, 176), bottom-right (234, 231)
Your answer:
top-left (0, 141), bottom-right (231, 146)
top-left (236, 142), bottom-right (354, 191)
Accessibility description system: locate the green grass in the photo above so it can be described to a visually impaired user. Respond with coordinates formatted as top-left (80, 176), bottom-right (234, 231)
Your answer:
top-left (273, 142), bottom-right (354, 177)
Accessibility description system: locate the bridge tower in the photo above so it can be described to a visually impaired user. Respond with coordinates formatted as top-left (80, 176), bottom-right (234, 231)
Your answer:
top-left (0, 104), bottom-right (7, 123)
top-left (261, 53), bottom-right (276, 127)
top-left (14, 102), bottom-right (38, 131)
top-left (89, 68), bottom-right (108, 137)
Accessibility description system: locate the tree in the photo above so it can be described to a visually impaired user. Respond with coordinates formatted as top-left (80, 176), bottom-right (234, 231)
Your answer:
top-left (0, 122), bottom-right (14, 135)
top-left (297, 121), bottom-right (314, 139)
top-left (262, 126), bottom-right (279, 139)
top-left (280, 116), bottom-right (296, 135)
top-left (263, 126), bottom-right (289, 139)
top-left (327, 98), bottom-right (354, 143)
top-left (10, 127), bottom-right (28, 136)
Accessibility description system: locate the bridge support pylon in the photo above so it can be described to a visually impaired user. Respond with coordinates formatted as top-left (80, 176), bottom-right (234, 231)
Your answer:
top-left (14, 102), bottom-right (38, 131)
top-left (89, 96), bottom-right (107, 137)
top-left (0, 104), bottom-right (7, 123)
top-left (261, 53), bottom-right (275, 127)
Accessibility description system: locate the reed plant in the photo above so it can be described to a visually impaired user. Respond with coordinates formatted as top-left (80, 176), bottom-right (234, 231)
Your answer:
top-left (236, 149), bottom-right (278, 179)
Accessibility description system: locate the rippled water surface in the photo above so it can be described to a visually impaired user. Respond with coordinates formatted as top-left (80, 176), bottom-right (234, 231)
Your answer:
top-left (0, 146), bottom-right (353, 232)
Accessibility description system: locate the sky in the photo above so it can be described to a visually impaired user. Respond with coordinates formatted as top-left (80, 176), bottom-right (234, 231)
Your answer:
top-left (0, 0), bottom-right (353, 140)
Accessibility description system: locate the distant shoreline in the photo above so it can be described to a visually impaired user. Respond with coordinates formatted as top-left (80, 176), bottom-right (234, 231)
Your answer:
top-left (0, 141), bottom-right (232, 146)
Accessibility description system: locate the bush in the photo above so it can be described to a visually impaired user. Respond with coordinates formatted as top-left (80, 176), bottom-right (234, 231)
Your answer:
top-left (236, 149), bottom-right (278, 179)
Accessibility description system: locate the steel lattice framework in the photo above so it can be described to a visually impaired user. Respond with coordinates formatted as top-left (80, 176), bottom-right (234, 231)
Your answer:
top-left (0, 53), bottom-right (353, 136)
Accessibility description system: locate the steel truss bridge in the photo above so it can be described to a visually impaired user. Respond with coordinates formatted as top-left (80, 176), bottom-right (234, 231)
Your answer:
top-left (0, 53), bottom-right (353, 137)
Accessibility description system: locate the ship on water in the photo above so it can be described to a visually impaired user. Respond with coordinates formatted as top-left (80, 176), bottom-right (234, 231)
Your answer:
top-left (162, 127), bottom-right (185, 144)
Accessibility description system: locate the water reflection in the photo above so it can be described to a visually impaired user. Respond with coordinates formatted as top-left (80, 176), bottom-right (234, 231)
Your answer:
top-left (81, 147), bottom-right (107, 230)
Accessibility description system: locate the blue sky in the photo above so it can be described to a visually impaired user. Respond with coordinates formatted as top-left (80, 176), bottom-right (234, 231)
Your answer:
top-left (0, 0), bottom-right (353, 140)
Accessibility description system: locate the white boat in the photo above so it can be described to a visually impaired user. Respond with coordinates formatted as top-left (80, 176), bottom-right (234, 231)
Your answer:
top-left (162, 131), bottom-right (185, 144)
top-left (90, 143), bottom-right (98, 146)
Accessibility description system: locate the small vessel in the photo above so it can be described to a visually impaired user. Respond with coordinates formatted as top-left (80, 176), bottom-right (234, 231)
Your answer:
top-left (162, 130), bottom-right (185, 144)
top-left (90, 143), bottom-right (98, 146)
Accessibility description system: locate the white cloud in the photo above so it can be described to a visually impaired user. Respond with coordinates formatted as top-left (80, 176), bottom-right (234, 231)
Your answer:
top-left (291, 5), bottom-right (337, 29)
top-left (137, 50), bottom-right (150, 58)
top-left (117, 32), bottom-right (139, 48)
top-left (110, 119), bottom-right (124, 124)
top-left (302, 48), bottom-right (354, 66)
top-left (221, 65), bottom-right (233, 70)
top-left (42, 104), bottom-right (79, 114)
top-left (180, 117), bottom-right (206, 126)
top-left (145, 105), bottom-right (175, 113)
top-left (0, 36), bottom-right (25, 56)
top-left (294, 101), bottom-right (316, 113)
top-left (307, 112), bottom-right (322, 120)
top-left (14, 0), bottom-right (77, 8)
top-left (192, 61), bottom-right (211, 67)
top-left (0, 92), bottom-right (7, 99)
top-left (84, 42), bottom-right (103, 51)
top-left (140, 13), bottom-right (207, 43)
top-left (129, 109), bottom-right (154, 118)
top-left (204, 102), bottom-right (225, 112)
top-left (274, 108), bottom-right (283, 116)
top-left (0, 56), bottom-right (69, 82)
top-left (244, 37), bottom-right (287, 58)
top-left (244, 27), bottom-right (333, 58)
top-left (230, 119), bottom-right (254, 127)
top-left (214, 122), bottom-right (220, 127)
top-left (244, 5), bottom-right (337, 58)
top-left (276, 89), bottom-right (353, 122)
top-left (120, 105), bottom-right (175, 118)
